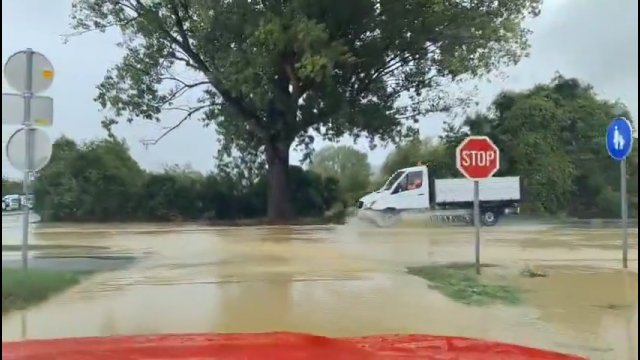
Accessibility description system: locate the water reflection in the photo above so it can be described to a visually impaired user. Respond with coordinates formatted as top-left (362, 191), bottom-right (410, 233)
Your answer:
top-left (211, 228), bottom-right (295, 333)
top-left (516, 268), bottom-right (637, 358)
top-left (1, 221), bottom-right (638, 359)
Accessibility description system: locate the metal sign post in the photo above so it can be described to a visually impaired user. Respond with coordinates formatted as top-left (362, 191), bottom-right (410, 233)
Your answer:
top-left (473, 180), bottom-right (480, 275)
top-left (2, 48), bottom-right (55, 271)
top-left (22, 50), bottom-right (34, 272)
top-left (605, 117), bottom-right (634, 269)
top-left (456, 136), bottom-right (500, 275)
top-left (621, 159), bottom-right (628, 269)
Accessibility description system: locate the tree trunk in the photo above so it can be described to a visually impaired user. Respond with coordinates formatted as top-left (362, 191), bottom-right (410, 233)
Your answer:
top-left (265, 140), bottom-right (293, 223)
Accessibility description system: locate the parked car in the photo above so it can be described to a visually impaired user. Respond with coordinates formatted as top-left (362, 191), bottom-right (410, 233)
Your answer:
top-left (3, 194), bottom-right (22, 211)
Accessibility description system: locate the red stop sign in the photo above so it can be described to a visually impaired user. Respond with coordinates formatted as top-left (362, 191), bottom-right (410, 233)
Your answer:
top-left (456, 136), bottom-right (500, 180)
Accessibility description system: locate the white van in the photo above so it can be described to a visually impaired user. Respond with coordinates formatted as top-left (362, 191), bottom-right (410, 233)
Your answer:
top-left (358, 165), bottom-right (520, 226)
top-left (3, 194), bottom-right (22, 211)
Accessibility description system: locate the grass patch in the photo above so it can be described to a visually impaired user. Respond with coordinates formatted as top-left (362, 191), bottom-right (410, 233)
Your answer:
top-left (2, 244), bottom-right (108, 251)
top-left (407, 263), bottom-right (521, 306)
top-left (34, 255), bottom-right (136, 261)
top-left (2, 268), bottom-right (87, 313)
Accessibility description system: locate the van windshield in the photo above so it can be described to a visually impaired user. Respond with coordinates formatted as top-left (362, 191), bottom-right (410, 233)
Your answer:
top-left (382, 171), bottom-right (405, 191)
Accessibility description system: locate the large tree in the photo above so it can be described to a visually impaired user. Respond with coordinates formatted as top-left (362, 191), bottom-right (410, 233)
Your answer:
top-left (443, 75), bottom-right (638, 217)
top-left (71, 0), bottom-right (541, 222)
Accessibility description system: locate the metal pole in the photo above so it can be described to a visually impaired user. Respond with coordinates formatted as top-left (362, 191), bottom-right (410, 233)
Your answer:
top-left (21, 312), bottom-right (27, 340)
top-left (621, 159), bottom-right (628, 269)
top-left (21, 48), bottom-right (34, 272)
top-left (473, 180), bottom-right (481, 275)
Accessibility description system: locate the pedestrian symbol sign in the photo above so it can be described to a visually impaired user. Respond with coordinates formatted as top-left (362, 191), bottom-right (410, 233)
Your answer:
top-left (606, 118), bottom-right (634, 161)
top-left (612, 125), bottom-right (625, 151)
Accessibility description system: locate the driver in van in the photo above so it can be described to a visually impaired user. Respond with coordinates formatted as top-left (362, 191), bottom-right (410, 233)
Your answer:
top-left (408, 177), bottom-right (422, 190)
top-left (407, 161), bottom-right (424, 190)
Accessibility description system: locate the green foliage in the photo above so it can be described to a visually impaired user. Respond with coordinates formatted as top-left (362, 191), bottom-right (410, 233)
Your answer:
top-left (407, 264), bottom-right (521, 306)
top-left (33, 137), bottom-right (344, 222)
top-left (69, 0), bottom-right (541, 221)
top-left (2, 177), bottom-right (22, 196)
top-left (376, 137), bottom-right (457, 189)
top-left (459, 75), bottom-right (638, 218)
top-left (33, 137), bottom-right (145, 221)
top-left (289, 165), bottom-right (342, 217)
top-left (309, 145), bottom-right (370, 204)
top-left (137, 170), bottom-right (204, 221)
top-left (392, 75), bottom-right (639, 219)
top-left (376, 76), bottom-right (638, 218)
top-left (2, 268), bottom-right (84, 313)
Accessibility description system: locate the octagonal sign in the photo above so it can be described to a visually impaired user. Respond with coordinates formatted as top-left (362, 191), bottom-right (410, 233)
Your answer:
top-left (456, 136), bottom-right (500, 180)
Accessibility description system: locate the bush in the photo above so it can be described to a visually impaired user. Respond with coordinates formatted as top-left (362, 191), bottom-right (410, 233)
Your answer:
top-left (33, 137), bottom-right (345, 222)
top-left (2, 177), bottom-right (22, 196)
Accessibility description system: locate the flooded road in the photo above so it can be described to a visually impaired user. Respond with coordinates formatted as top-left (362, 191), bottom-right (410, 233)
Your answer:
top-left (2, 214), bottom-right (638, 359)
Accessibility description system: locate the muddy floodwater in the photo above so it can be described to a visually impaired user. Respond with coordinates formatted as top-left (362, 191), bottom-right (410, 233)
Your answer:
top-left (2, 214), bottom-right (638, 359)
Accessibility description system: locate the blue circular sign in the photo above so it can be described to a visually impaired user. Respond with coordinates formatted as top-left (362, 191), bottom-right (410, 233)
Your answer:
top-left (606, 118), bottom-right (634, 160)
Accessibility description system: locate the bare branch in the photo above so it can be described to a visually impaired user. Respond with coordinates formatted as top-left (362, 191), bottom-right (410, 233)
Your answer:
top-left (132, 0), bottom-right (267, 136)
top-left (62, 0), bottom-right (140, 43)
top-left (140, 104), bottom-right (210, 146)
top-left (160, 106), bottom-right (191, 112)
top-left (158, 82), bottom-right (207, 107)
top-left (159, 77), bottom-right (209, 89)
top-left (118, 60), bottom-right (209, 109)
top-left (168, 49), bottom-right (194, 66)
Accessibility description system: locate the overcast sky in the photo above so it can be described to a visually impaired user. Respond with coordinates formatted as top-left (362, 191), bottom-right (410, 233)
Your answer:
top-left (2, 0), bottom-right (638, 178)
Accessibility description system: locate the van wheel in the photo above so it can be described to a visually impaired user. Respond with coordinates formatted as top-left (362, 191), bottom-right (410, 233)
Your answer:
top-left (481, 210), bottom-right (499, 227)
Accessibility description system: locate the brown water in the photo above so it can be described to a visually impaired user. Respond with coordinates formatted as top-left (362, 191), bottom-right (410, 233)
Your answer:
top-left (1, 215), bottom-right (638, 359)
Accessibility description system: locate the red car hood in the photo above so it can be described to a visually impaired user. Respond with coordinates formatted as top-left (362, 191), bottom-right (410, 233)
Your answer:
top-left (2, 332), bottom-right (586, 360)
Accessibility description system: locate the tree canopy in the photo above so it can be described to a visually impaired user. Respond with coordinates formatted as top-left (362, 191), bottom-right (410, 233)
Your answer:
top-left (378, 75), bottom-right (638, 218)
top-left (2, 178), bottom-right (22, 196)
top-left (70, 0), bottom-right (541, 222)
top-left (449, 75), bottom-right (638, 216)
top-left (24, 75), bottom-right (639, 221)
top-left (309, 145), bottom-right (371, 204)
top-left (378, 137), bottom-right (456, 183)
